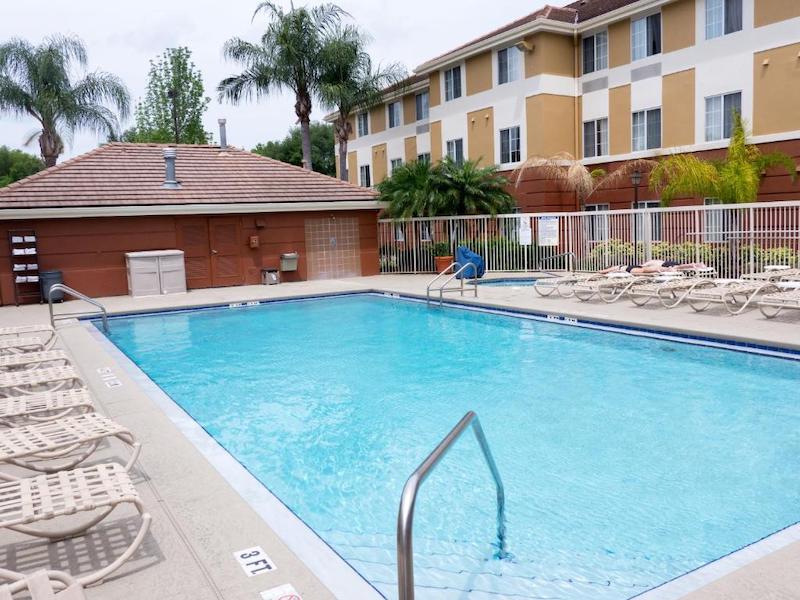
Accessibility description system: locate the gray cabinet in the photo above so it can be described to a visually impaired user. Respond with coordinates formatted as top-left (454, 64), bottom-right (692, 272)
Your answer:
top-left (126, 250), bottom-right (187, 297)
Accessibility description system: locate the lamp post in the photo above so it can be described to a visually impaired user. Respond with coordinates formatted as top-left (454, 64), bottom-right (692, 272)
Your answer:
top-left (631, 170), bottom-right (642, 263)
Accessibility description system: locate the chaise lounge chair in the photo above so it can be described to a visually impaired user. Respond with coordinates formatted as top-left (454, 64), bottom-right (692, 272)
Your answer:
top-left (0, 351), bottom-right (71, 372)
top-left (572, 273), bottom-right (646, 303)
top-left (684, 280), bottom-right (781, 315)
top-left (0, 338), bottom-right (47, 356)
top-left (0, 413), bottom-right (140, 481)
top-left (0, 367), bottom-right (83, 397)
top-left (0, 463), bottom-right (152, 587)
top-left (0, 389), bottom-right (94, 427)
top-left (533, 273), bottom-right (603, 297)
top-left (759, 288), bottom-right (800, 318)
top-left (0, 326), bottom-right (57, 351)
top-left (741, 266), bottom-right (800, 282)
top-left (626, 276), bottom-right (717, 308)
top-left (0, 569), bottom-right (86, 599)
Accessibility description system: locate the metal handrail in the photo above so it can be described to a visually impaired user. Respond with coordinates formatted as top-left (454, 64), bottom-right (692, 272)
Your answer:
top-left (537, 251), bottom-right (576, 273)
top-left (48, 284), bottom-right (109, 333)
top-left (397, 411), bottom-right (507, 600)
top-left (426, 262), bottom-right (478, 306)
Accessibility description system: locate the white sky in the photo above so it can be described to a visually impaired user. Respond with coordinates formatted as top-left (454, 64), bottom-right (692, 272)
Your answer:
top-left (0, 0), bottom-right (547, 160)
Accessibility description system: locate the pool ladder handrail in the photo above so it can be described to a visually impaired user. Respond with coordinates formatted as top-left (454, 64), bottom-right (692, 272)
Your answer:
top-left (396, 411), bottom-right (507, 600)
top-left (536, 251), bottom-right (576, 275)
top-left (425, 262), bottom-right (478, 306)
top-left (48, 283), bottom-right (110, 334)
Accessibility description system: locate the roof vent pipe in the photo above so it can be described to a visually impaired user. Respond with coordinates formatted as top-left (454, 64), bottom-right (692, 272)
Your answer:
top-left (162, 148), bottom-right (180, 189)
top-left (218, 118), bottom-right (227, 150)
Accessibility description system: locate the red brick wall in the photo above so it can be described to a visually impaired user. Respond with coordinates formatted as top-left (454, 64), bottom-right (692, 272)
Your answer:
top-left (0, 209), bottom-right (380, 305)
top-left (508, 139), bottom-right (800, 213)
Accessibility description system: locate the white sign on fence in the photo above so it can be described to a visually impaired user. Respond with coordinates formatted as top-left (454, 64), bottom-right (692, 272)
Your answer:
top-left (518, 217), bottom-right (532, 246)
top-left (537, 216), bottom-right (559, 247)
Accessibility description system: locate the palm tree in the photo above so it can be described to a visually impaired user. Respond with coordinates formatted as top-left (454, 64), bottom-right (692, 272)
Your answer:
top-left (513, 152), bottom-right (606, 210)
top-left (219, 2), bottom-right (345, 171)
top-left (439, 159), bottom-right (515, 216)
top-left (378, 159), bottom-right (445, 218)
top-left (0, 35), bottom-right (130, 167)
top-left (317, 25), bottom-right (405, 180)
top-left (649, 115), bottom-right (796, 204)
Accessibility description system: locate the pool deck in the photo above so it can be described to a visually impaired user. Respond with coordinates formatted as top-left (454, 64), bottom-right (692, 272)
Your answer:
top-left (0, 273), bottom-right (798, 600)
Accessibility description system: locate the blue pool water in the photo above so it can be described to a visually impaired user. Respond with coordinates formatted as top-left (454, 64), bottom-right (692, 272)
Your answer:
top-left (478, 278), bottom-right (537, 287)
top-left (106, 295), bottom-right (800, 600)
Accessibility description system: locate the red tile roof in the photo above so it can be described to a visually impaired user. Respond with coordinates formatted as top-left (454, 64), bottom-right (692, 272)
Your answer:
top-left (0, 143), bottom-right (378, 210)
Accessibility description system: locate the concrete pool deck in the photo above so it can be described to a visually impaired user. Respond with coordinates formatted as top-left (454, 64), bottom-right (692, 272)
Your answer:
top-left (0, 273), bottom-right (798, 600)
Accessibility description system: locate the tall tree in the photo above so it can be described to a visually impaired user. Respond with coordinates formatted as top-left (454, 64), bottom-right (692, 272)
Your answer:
top-left (219, 2), bottom-right (345, 171)
top-left (0, 146), bottom-right (43, 187)
top-left (514, 152), bottom-right (606, 210)
top-left (0, 35), bottom-right (130, 167)
top-left (252, 122), bottom-right (335, 176)
top-left (318, 25), bottom-right (405, 180)
top-left (123, 47), bottom-right (211, 144)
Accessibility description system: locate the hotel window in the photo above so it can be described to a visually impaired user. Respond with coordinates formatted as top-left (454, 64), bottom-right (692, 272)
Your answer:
top-left (705, 91), bottom-right (741, 141)
top-left (585, 204), bottom-right (610, 242)
top-left (415, 91), bottom-right (429, 121)
top-left (632, 108), bottom-right (661, 151)
top-left (583, 118), bottom-right (608, 158)
top-left (446, 138), bottom-right (464, 165)
top-left (631, 13), bottom-right (661, 61)
top-left (582, 31), bottom-right (608, 75)
top-left (390, 158), bottom-right (403, 172)
top-left (420, 222), bottom-right (432, 241)
top-left (444, 66), bottom-right (462, 101)
top-left (357, 112), bottom-right (368, 137)
top-left (395, 224), bottom-right (405, 242)
top-left (633, 200), bottom-right (662, 242)
top-left (359, 165), bottom-right (371, 188)
top-left (388, 101), bottom-right (401, 128)
top-left (706, 0), bottom-right (742, 39)
top-left (417, 152), bottom-right (431, 164)
top-left (497, 46), bottom-right (522, 85)
top-left (499, 126), bottom-right (521, 164)
top-left (703, 198), bottom-right (730, 242)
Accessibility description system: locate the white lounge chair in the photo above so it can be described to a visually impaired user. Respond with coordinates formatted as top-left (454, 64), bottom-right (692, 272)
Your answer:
top-left (0, 464), bottom-right (152, 587)
top-left (533, 273), bottom-right (602, 297)
top-left (685, 280), bottom-right (780, 315)
top-left (0, 350), bottom-right (70, 371)
top-left (741, 266), bottom-right (800, 282)
top-left (572, 273), bottom-right (646, 303)
top-left (0, 366), bottom-right (83, 397)
top-left (0, 326), bottom-right (57, 350)
top-left (0, 569), bottom-right (85, 599)
top-left (0, 338), bottom-right (47, 356)
top-left (759, 288), bottom-right (800, 318)
top-left (627, 276), bottom-right (717, 308)
top-left (0, 389), bottom-right (95, 427)
top-left (0, 413), bottom-right (140, 481)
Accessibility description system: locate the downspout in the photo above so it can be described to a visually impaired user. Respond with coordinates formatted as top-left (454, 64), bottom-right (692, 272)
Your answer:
top-left (573, 15), bottom-right (581, 212)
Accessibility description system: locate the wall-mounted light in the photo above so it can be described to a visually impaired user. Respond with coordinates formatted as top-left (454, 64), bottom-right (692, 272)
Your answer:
top-left (515, 40), bottom-right (535, 53)
top-left (762, 58), bottom-right (770, 66)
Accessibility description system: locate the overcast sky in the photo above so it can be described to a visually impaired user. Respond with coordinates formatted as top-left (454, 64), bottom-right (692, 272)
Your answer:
top-left (1, 0), bottom-right (548, 161)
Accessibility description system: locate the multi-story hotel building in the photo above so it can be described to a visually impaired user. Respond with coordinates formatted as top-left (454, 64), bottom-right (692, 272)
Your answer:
top-left (329, 0), bottom-right (800, 212)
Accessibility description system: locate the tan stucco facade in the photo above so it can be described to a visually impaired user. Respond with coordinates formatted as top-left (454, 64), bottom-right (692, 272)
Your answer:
top-left (403, 94), bottom-right (416, 125)
top-left (524, 32), bottom-right (575, 78)
top-left (609, 19), bottom-right (630, 68)
top-left (430, 120), bottom-right (443, 163)
top-left (347, 151), bottom-right (358, 186)
top-left (525, 94), bottom-right (577, 157)
top-left (466, 106), bottom-right (495, 164)
top-left (466, 51), bottom-right (494, 96)
top-left (369, 105), bottom-right (386, 134)
top-left (753, 42), bottom-right (800, 135)
top-left (609, 85), bottom-right (632, 155)
top-left (371, 143), bottom-right (388, 185)
top-left (404, 136), bottom-right (418, 163)
top-left (663, 0), bottom-right (696, 53)
top-left (662, 69), bottom-right (696, 147)
top-left (755, 0), bottom-right (800, 27)
top-left (429, 71), bottom-right (441, 107)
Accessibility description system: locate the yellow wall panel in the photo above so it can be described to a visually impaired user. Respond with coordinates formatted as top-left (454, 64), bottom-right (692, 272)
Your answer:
top-left (755, 0), bottom-right (800, 27)
top-left (524, 32), bottom-right (576, 78)
top-left (430, 121), bottom-right (443, 163)
top-left (371, 143), bottom-right (388, 185)
top-left (466, 51), bottom-right (493, 96)
top-left (369, 104), bottom-right (386, 134)
top-left (404, 136), bottom-right (418, 163)
top-left (753, 42), bottom-right (800, 135)
top-left (663, 0), bottom-right (696, 53)
top-left (662, 69), bottom-right (696, 148)
top-left (347, 151), bottom-right (358, 185)
top-left (609, 85), bottom-right (632, 156)
top-left (525, 94), bottom-right (577, 158)
top-left (467, 107), bottom-right (495, 165)
top-left (609, 20), bottom-right (630, 68)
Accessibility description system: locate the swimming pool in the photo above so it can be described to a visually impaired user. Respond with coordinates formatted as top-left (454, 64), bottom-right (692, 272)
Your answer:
top-left (105, 294), bottom-right (800, 600)
top-left (478, 277), bottom-right (537, 287)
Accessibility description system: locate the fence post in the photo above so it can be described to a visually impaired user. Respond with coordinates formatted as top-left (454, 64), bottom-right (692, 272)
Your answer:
top-left (694, 210), bottom-right (701, 265)
top-left (643, 208), bottom-right (653, 262)
top-left (748, 206), bottom-right (755, 275)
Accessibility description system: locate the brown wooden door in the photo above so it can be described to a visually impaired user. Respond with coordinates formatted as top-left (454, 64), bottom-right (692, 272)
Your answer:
top-left (209, 217), bottom-right (243, 287)
top-left (176, 218), bottom-right (213, 289)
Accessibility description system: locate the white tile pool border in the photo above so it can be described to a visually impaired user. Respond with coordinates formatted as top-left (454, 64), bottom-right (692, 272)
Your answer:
top-left (84, 322), bottom-right (384, 600)
top-left (86, 293), bottom-right (800, 600)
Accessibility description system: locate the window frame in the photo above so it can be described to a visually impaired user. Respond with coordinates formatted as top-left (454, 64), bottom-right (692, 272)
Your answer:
top-left (359, 164), bottom-right (371, 188)
top-left (444, 66), bottom-right (462, 102)
top-left (631, 107), bottom-right (662, 151)
top-left (631, 12), bottom-right (662, 61)
top-left (356, 112), bottom-right (369, 137)
top-left (582, 30), bottom-right (608, 75)
top-left (704, 91), bottom-right (741, 141)
top-left (387, 101), bottom-right (402, 129)
top-left (446, 138), bottom-right (464, 165)
top-left (703, 197), bottom-right (730, 242)
top-left (584, 203), bottom-right (611, 242)
top-left (390, 158), bottom-right (403, 173)
top-left (415, 91), bottom-right (429, 121)
top-left (705, 0), bottom-right (743, 40)
top-left (497, 45), bottom-right (522, 85)
top-left (417, 152), bottom-right (431, 164)
top-left (499, 126), bottom-right (522, 164)
top-left (583, 118), bottom-right (609, 158)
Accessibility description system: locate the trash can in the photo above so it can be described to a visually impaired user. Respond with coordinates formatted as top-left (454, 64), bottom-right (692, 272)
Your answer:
top-left (262, 269), bottom-right (280, 285)
top-left (40, 270), bottom-right (64, 303)
top-left (280, 252), bottom-right (299, 272)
